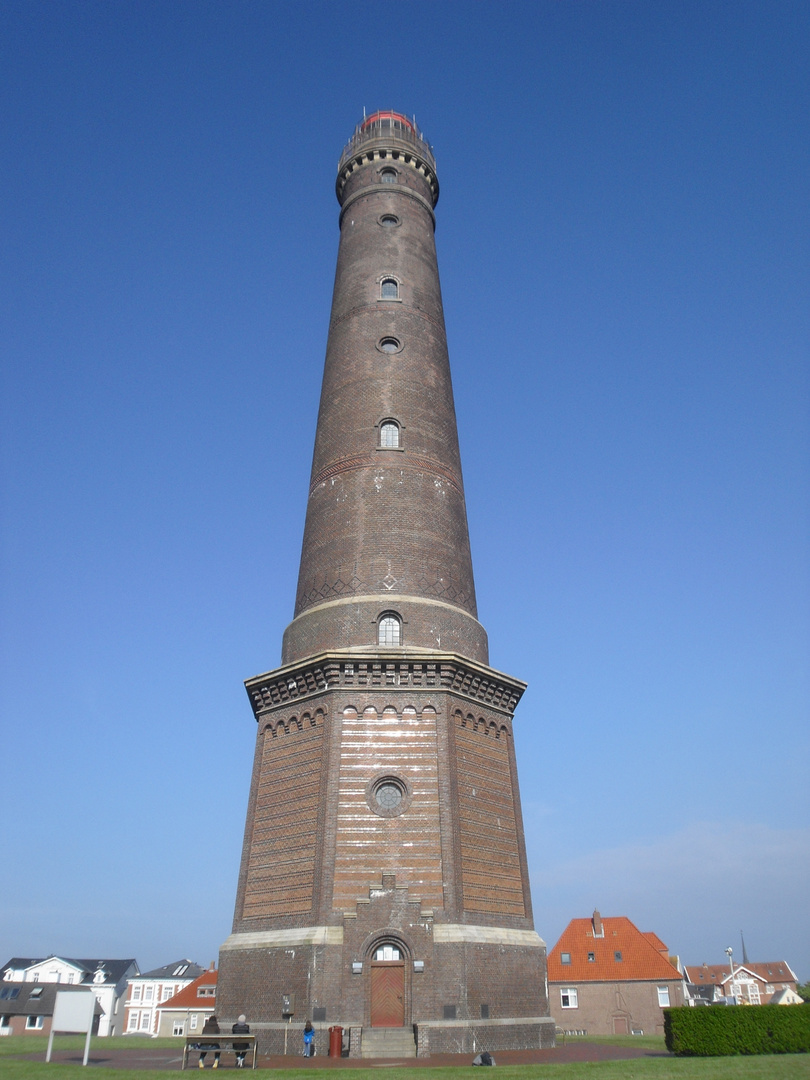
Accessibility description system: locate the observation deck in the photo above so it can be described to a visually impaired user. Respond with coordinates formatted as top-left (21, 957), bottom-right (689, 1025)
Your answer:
top-left (336, 110), bottom-right (439, 206)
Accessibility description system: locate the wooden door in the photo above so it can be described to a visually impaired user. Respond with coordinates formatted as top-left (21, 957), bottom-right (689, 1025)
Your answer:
top-left (370, 962), bottom-right (405, 1027)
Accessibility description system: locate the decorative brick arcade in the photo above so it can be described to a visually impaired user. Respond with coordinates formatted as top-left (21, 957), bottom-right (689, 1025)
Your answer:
top-left (216, 111), bottom-right (554, 1057)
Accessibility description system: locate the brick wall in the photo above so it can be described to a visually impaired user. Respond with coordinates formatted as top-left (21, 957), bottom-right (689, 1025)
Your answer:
top-left (283, 132), bottom-right (484, 667)
top-left (454, 710), bottom-right (525, 917)
top-left (241, 708), bottom-right (326, 918)
top-left (550, 978), bottom-right (685, 1036)
top-left (332, 703), bottom-right (444, 908)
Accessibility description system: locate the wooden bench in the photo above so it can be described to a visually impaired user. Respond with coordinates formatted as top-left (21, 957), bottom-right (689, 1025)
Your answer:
top-left (182, 1034), bottom-right (257, 1070)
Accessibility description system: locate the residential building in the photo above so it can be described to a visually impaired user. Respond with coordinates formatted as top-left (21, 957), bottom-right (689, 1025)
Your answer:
top-left (684, 961), bottom-right (798, 1005)
top-left (770, 987), bottom-right (803, 1005)
top-left (154, 968), bottom-right (217, 1037)
top-left (123, 960), bottom-right (205, 1035)
top-left (0, 956), bottom-right (138, 1036)
top-left (547, 910), bottom-right (685, 1036)
top-left (0, 982), bottom-right (102, 1037)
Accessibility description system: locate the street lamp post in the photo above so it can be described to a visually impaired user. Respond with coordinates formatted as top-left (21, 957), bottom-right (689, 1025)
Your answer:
top-left (725, 947), bottom-right (735, 1001)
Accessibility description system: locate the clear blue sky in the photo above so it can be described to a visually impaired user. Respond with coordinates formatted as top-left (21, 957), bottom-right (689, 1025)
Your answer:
top-left (2, 1), bottom-right (808, 982)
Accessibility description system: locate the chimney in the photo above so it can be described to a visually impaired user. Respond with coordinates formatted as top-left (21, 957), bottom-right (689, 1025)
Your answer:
top-left (209, 961), bottom-right (216, 971)
top-left (592, 910), bottom-right (603, 937)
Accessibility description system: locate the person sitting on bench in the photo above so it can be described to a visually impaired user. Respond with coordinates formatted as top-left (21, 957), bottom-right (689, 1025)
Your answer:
top-left (232, 1015), bottom-right (250, 1068)
top-left (198, 1016), bottom-right (221, 1069)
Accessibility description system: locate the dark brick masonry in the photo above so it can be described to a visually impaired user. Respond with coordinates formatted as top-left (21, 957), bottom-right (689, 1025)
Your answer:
top-left (217, 112), bottom-right (552, 1055)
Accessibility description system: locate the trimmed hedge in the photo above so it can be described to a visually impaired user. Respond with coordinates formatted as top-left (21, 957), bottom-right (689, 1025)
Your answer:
top-left (664, 1005), bottom-right (810, 1056)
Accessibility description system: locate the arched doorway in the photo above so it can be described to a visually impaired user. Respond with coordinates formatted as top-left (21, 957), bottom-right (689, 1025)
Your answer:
top-left (369, 942), bottom-right (406, 1027)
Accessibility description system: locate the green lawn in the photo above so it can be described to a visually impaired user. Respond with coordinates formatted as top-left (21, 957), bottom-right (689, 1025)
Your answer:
top-left (556, 1034), bottom-right (665, 1051)
top-left (0, 1038), bottom-right (180, 1058)
top-left (1, 1058), bottom-right (809, 1080)
top-left (0, 1035), bottom-right (807, 1080)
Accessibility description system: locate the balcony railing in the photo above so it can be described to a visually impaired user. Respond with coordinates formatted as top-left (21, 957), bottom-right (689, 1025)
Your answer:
top-left (338, 114), bottom-right (436, 174)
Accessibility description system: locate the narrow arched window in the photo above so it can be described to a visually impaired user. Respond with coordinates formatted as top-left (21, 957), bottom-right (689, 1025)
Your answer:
top-left (380, 421), bottom-right (400, 448)
top-left (380, 168), bottom-right (397, 183)
top-left (380, 278), bottom-right (398, 300)
top-left (378, 613), bottom-right (401, 646)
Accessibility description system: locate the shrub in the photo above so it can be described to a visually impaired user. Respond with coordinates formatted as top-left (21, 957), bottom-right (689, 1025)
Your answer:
top-left (664, 1005), bottom-right (810, 1056)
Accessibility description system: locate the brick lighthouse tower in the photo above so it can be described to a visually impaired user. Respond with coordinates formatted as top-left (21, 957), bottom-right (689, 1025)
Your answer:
top-left (217, 112), bottom-right (553, 1056)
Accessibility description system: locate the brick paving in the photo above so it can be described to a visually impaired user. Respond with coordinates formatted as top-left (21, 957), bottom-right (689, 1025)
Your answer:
top-left (21, 1043), bottom-right (668, 1070)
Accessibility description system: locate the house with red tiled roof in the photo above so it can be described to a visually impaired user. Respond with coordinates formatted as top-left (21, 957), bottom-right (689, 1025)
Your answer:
top-left (684, 961), bottom-right (798, 1005)
top-left (154, 967), bottom-right (217, 1037)
top-left (548, 910), bottom-right (685, 1036)
top-left (643, 932), bottom-right (669, 953)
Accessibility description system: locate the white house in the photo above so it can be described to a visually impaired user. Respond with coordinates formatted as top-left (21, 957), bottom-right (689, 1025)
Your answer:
top-left (123, 960), bottom-right (205, 1036)
top-left (684, 961), bottom-right (799, 1005)
top-left (1, 956), bottom-right (138, 1036)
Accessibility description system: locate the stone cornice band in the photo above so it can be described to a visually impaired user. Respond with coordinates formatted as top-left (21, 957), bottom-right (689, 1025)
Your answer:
top-left (337, 143), bottom-right (439, 207)
top-left (245, 645), bottom-right (527, 718)
top-left (433, 925), bottom-right (546, 947)
top-left (220, 924), bottom-right (544, 951)
top-left (220, 927), bottom-right (344, 951)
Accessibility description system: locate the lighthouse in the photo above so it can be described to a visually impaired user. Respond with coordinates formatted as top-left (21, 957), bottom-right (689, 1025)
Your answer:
top-left (216, 111), bottom-right (553, 1057)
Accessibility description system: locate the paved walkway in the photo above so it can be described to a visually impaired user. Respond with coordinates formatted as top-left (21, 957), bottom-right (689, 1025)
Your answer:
top-left (23, 1043), bottom-right (669, 1070)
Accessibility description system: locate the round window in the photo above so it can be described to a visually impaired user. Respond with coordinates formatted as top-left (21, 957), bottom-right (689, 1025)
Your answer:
top-left (378, 337), bottom-right (401, 354)
top-left (375, 782), bottom-right (402, 810)
top-left (379, 214), bottom-right (400, 227)
top-left (367, 774), bottom-right (412, 818)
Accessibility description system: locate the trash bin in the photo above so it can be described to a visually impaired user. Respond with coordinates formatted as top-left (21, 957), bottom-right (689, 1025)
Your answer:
top-left (328, 1026), bottom-right (343, 1057)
